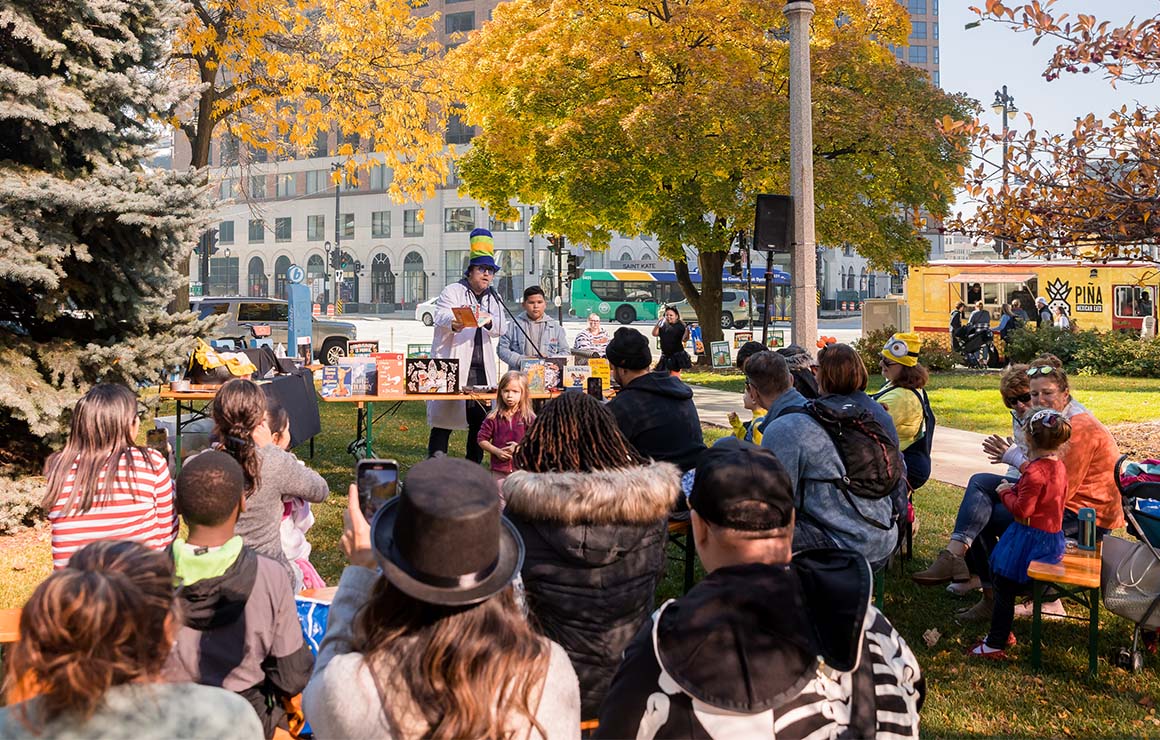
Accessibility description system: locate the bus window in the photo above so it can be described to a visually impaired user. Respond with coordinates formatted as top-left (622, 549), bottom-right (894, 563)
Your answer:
top-left (623, 281), bottom-right (655, 302)
top-left (590, 280), bottom-right (625, 301)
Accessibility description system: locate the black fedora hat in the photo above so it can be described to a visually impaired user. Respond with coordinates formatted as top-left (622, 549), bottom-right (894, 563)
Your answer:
top-left (370, 457), bottom-right (523, 606)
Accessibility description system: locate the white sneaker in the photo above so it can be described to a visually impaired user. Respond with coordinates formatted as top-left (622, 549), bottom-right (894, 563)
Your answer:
top-left (1014, 598), bottom-right (1067, 620)
top-left (946, 576), bottom-right (982, 596)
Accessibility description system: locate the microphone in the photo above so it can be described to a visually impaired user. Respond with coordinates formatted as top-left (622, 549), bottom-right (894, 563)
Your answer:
top-left (488, 286), bottom-right (546, 359)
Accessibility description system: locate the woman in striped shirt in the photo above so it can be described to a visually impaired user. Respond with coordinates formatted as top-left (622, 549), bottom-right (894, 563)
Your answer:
top-left (43, 384), bottom-right (176, 569)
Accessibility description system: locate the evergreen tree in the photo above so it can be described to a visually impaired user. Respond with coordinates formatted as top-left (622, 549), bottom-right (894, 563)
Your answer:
top-left (0, 0), bottom-right (207, 474)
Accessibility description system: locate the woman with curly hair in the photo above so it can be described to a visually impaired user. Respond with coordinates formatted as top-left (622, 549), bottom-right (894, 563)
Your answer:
top-left (503, 392), bottom-right (680, 719)
top-left (212, 378), bottom-right (329, 587)
top-left (0, 541), bottom-right (261, 738)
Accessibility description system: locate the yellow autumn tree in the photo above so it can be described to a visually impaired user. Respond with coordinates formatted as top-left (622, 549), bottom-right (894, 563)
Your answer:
top-left (447, 0), bottom-right (972, 342)
top-left (168, 0), bottom-right (450, 198)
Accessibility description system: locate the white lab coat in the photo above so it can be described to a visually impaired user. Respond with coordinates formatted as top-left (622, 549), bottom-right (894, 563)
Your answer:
top-left (426, 279), bottom-right (507, 430)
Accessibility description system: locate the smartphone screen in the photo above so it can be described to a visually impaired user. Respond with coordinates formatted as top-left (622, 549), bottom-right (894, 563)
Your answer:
top-left (587, 377), bottom-right (603, 399)
top-left (357, 459), bottom-right (399, 518)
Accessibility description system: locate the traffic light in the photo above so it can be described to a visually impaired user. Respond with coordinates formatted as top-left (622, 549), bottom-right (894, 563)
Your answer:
top-left (546, 235), bottom-right (560, 253)
top-left (728, 250), bottom-right (742, 277)
top-left (193, 228), bottom-right (219, 257)
top-left (566, 253), bottom-right (580, 281)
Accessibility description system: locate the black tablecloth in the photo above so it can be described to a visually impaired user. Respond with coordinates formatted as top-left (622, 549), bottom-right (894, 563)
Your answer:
top-left (261, 369), bottom-right (321, 450)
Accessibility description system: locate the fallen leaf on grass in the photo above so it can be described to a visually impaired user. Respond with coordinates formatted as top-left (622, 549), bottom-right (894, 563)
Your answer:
top-left (1140, 695), bottom-right (1156, 709)
top-left (923, 628), bottom-right (941, 647)
top-left (398, 424), bottom-right (409, 432)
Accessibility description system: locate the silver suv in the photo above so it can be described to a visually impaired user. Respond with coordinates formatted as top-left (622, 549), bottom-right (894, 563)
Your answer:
top-left (196, 297), bottom-right (358, 365)
top-left (671, 290), bottom-right (750, 329)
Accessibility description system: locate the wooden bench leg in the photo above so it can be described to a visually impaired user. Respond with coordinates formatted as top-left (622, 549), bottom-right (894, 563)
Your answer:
top-left (1089, 587), bottom-right (1100, 678)
top-left (1031, 580), bottom-right (1044, 670)
top-left (683, 534), bottom-right (695, 595)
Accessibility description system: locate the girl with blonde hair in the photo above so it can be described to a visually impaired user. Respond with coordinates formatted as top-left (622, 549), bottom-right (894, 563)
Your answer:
top-left (477, 370), bottom-right (536, 500)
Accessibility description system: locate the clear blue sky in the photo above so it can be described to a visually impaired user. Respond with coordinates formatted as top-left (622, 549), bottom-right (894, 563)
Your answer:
top-left (939, 1), bottom-right (1156, 210)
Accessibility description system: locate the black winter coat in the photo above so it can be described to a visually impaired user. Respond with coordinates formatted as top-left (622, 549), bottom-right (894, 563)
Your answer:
top-left (502, 464), bottom-right (680, 720)
top-left (607, 372), bottom-right (706, 472)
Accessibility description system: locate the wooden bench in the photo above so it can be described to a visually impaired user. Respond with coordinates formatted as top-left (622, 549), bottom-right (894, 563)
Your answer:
top-left (1027, 547), bottom-right (1101, 677)
top-left (0, 608), bottom-right (21, 645)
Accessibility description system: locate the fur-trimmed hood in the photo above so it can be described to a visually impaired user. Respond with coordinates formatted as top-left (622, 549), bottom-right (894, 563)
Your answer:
top-left (503, 463), bottom-right (680, 526)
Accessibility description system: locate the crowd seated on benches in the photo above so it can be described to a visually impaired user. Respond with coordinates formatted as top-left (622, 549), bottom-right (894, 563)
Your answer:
top-left (6, 360), bottom-right (936, 738)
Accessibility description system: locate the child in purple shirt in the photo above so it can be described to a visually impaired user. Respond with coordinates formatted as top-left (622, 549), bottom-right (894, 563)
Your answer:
top-left (477, 371), bottom-right (536, 504)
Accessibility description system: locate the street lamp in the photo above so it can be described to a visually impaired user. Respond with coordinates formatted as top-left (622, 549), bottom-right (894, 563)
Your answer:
top-left (992, 85), bottom-right (1018, 258)
top-left (330, 162), bottom-right (343, 311)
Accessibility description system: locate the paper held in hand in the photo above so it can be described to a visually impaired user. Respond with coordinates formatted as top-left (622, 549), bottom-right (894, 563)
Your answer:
top-left (452, 306), bottom-right (478, 328)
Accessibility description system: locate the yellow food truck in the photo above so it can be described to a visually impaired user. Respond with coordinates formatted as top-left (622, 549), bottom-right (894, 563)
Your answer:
top-left (906, 260), bottom-right (1159, 346)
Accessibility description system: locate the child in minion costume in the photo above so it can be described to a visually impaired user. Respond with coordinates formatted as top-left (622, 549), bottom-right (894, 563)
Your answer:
top-left (871, 332), bottom-right (934, 490)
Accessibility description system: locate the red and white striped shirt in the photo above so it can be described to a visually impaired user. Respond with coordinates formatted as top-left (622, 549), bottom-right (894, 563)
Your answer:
top-left (47, 448), bottom-right (177, 570)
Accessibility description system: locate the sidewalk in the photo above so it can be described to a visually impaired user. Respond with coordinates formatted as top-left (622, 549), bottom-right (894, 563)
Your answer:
top-left (689, 384), bottom-right (991, 488)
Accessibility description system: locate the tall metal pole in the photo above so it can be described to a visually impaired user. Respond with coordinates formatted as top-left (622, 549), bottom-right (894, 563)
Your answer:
top-left (993, 85), bottom-right (1016, 259)
top-left (332, 163), bottom-right (342, 310)
top-left (557, 236), bottom-right (565, 324)
top-left (785, 0), bottom-right (818, 351)
top-left (746, 230), bottom-right (754, 329)
top-left (761, 251), bottom-right (774, 346)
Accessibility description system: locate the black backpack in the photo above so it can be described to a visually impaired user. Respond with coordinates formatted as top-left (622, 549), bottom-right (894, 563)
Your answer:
top-left (777, 397), bottom-right (904, 530)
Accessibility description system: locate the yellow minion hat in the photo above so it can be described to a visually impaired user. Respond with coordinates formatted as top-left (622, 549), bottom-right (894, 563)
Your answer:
top-left (882, 332), bottom-right (922, 367)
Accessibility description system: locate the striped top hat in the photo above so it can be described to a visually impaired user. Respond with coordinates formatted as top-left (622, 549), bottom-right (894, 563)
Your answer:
top-left (466, 228), bottom-right (500, 273)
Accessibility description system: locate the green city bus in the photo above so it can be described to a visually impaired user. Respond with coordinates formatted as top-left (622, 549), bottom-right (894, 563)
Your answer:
top-left (570, 268), bottom-right (791, 325)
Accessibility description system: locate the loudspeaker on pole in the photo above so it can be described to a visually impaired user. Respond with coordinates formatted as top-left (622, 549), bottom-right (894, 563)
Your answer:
top-left (753, 194), bottom-right (793, 253)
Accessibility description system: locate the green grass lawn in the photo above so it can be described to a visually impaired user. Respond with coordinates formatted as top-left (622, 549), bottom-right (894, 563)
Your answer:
top-left (6, 392), bottom-right (1160, 735)
top-left (685, 370), bottom-right (1160, 436)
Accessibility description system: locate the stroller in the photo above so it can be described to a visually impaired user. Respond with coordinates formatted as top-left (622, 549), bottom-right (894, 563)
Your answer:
top-left (1103, 454), bottom-right (1160, 672)
top-left (956, 324), bottom-right (997, 369)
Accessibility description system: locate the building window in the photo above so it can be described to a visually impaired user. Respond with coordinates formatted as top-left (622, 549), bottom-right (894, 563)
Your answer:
top-left (248, 256), bottom-right (268, 297)
top-left (933, 0), bottom-right (938, 14)
top-left (305, 170), bottom-right (328, 195)
top-left (445, 11), bottom-right (474, 34)
top-left (219, 135), bottom-right (240, 167)
top-left (218, 221), bottom-right (235, 244)
top-left (248, 175), bottom-right (266, 199)
top-left (274, 255), bottom-right (291, 300)
top-left (306, 254), bottom-right (326, 303)
top-left (369, 165), bottom-right (391, 190)
top-left (402, 251), bottom-right (427, 305)
top-left (444, 207), bottom-right (474, 233)
top-left (341, 213), bottom-right (355, 238)
top-left (248, 219), bottom-right (264, 243)
top-left (371, 254), bottom-right (396, 305)
top-left (910, 21), bottom-right (926, 40)
top-left (275, 217), bottom-right (291, 242)
top-left (307, 215), bottom-right (325, 241)
top-left (404, 209), bottom-right (423, 237)
top-left (933, 22), bottom-right (939, 39)
top-left (312, 129), bottom-right (329, 158)
top-left (276, 173), bottom-right (296, 198)
top-left (908, 45), bottom-right (928, 64)
top-left (933, 46), bottom-right (939, 64)
top-left (933, 71), bottom-right (940, 87)
top-left (218, 178), bottom-right (235, 200)
top-left (908, 0), bottom-right (925, 13)
top-left (208, 257), bottom-right (239, 295)
top-left (489, 209), bottom-right (524, 232)
top-left (444, 249), bottom-right (469, 285)
top-left (445, 113), bottom-right (473, 145)
top-left (372, 211), bottom-right (391, 238)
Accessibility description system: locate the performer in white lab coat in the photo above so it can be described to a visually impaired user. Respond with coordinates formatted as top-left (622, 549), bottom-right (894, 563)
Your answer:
top-left (427, 228), bottom-right (507, 461)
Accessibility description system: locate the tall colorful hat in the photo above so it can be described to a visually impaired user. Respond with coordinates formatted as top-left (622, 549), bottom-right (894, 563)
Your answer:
top-left (882, 332), bottom-right (922, 367)
top-left (466, 228), bottom-right (500, 273)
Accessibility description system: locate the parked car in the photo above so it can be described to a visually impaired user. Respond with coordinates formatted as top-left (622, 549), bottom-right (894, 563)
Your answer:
top-left (415, 298), bottom-right (438, 326)
top-left (196, 297), bottom-right (358, 365)
top-left (671, 290), bottom-right (750, 329)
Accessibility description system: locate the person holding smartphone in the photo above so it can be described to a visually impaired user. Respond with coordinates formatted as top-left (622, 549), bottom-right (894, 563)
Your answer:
top-left (652, 306), bottom-right (692, 376)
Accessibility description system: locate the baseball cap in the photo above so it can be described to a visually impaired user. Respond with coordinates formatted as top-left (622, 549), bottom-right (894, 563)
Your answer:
top-left (689, 438), bottom-right (794, 531)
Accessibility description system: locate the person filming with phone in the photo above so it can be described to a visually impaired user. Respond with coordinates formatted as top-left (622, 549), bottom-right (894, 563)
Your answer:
top-left (427, 228), bottom-right (508, 462)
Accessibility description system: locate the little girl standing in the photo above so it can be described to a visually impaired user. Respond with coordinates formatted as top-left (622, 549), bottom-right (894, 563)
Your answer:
top-left (267, 400), bottom-right (325, 590)
top-left (970, 408), bottom-right (1071, 658)
top-left (477, 371), bottom-right (535, 502)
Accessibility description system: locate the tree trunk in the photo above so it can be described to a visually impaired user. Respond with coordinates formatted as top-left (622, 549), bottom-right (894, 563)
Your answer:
top-left (674, 250), bottom-right (727, 364)
top-left (172, 63), bottom-right (218, 314)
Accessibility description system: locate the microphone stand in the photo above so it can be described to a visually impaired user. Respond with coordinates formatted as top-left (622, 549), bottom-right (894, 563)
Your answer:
top-left (487, 286), bottom-right (547, 359)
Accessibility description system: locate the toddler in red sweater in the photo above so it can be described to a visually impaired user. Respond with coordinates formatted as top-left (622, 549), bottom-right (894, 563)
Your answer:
top-left (477, 371), bottom-right (535, 504)
top-left (971, 408), bottom-right (1072, 658)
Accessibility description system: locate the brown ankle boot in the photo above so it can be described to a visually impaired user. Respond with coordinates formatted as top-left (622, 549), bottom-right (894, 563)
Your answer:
top-left (911, 549), bottom-right (969, 586)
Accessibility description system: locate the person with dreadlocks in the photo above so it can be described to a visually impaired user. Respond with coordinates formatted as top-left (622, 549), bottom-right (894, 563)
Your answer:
top-left (502, 392), bottom-right (681, 722)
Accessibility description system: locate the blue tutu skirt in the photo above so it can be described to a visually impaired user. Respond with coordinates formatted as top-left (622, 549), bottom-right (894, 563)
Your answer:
top-left (990, 522), bottom-right (1066, 584)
